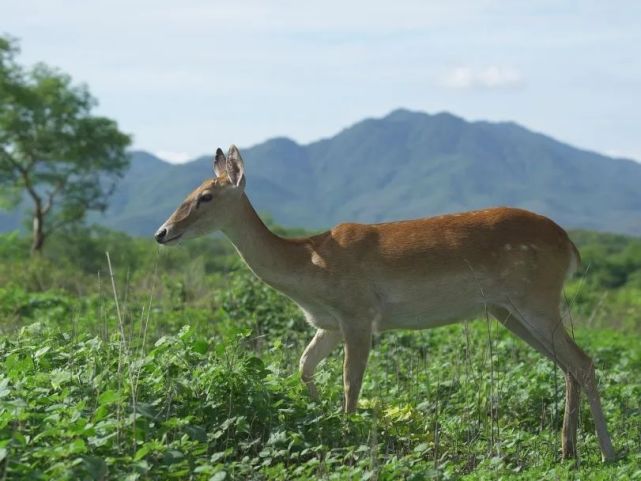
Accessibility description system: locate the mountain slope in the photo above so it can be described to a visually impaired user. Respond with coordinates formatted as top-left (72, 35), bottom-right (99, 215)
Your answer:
top-left (2, 109), bottom-right (641, 236)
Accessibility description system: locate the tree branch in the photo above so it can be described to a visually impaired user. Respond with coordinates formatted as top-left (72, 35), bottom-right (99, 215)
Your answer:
top-left (42, 181), bottom-right (65, 215)
top-left (4, 153), bottom-right (41, 205)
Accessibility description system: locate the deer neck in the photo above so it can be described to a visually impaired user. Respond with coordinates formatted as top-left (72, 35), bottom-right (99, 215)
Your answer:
top-left (221, 194), bottom-right (308, 289)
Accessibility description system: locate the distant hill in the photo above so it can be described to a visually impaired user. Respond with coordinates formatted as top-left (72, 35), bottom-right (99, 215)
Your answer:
top-left (2, 109), bottom-right (641, 236)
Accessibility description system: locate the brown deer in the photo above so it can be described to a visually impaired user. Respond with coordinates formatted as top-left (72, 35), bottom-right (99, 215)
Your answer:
top-left (155, 145), bottom-right (616, 462)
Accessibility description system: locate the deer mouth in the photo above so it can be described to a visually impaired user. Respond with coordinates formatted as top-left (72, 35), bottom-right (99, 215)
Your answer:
top-left (163, 233), bottom-right (183, 244)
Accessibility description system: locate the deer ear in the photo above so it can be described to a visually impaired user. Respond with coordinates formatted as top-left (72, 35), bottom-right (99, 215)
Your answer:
top-left (213, 148), bottom-right (227, 178)
top-left (226, 144), bottom-right (245, 187)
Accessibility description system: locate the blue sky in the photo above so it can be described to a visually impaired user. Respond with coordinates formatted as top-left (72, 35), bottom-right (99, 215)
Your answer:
top-left (4, 0), bottom-right (640, 163)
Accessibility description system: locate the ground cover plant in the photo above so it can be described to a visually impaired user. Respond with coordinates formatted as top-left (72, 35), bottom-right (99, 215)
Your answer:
top-left (1, 228), bottom-right (641, 480)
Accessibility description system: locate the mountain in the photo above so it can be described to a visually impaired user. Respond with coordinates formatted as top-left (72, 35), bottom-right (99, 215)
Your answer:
top-left (2, 109), bottom-right (641, 236)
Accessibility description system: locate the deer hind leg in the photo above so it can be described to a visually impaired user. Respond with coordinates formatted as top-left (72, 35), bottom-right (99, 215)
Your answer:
top-left (550, 330), bottom-right (616, 462)
top-left (490, 306), bottom-right (580, 459)
top-left (563, 372), bottom-right (580, 459)
top-left (503, 304), bottom-right (616, 462)
top-left (299, 329), bottom-right (342, 400)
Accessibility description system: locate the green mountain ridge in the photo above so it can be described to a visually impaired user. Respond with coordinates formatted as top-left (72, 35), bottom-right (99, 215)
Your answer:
top-left (2, 108), bottom-right (641, 236)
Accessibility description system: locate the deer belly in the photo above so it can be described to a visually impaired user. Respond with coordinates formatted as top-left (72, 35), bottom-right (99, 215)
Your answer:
top-left (376, 301), bottom-right (480, 331)
top-left (375, 279), bottom-right (485, 331)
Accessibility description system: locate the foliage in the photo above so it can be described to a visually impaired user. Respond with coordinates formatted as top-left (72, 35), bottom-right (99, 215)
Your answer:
top-left (0, 36), bottom-right (131, 252)
top-left (571, 230), bottom-right (641, 289)
top-left (562, 230), bottom-right (641, 331)
top-left (0, 227), bottom-right (641, 479)
top-left (1, 284), bottom-right (641, 480)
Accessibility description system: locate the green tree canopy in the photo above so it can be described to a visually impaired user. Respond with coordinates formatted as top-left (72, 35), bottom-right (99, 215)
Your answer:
top-left (0, 36), bottom-right (131, 253)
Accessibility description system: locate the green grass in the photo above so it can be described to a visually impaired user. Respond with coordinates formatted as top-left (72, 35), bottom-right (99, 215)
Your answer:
top-left (1, 227), bottom-right (641, 480)
top-left (2, 265), bottom-right (641, 480)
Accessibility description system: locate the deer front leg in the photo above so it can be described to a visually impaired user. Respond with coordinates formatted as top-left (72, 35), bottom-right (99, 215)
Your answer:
top-left (299, 329), bottom-right (342, 400)
top-left (342, 323), bottom-right (372, 413)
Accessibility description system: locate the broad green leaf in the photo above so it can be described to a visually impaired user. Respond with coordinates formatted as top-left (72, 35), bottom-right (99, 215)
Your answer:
top-left (98, 389), bottom-right (120, 406)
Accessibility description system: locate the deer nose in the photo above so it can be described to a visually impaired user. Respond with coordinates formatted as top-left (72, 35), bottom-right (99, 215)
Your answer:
top-left (155, 227), bottom-right (167, 243)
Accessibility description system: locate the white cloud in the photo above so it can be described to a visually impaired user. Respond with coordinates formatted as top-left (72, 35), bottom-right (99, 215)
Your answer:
top-left (153, 150), bottom-right (194, 164)
top-left (441, 66), bottom-right (524, 89)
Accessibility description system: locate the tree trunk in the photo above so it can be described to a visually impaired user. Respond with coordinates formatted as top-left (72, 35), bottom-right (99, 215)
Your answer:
top-left (31, 208), bottom-right (45, 254)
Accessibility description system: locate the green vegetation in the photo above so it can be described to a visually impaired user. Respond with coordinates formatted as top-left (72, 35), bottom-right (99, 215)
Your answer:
top-left (0, 36), bottom-right (131, 253)
top-left (568, 230), bottom-right (641, 332)
top-left (0, 227), bottom-right (640, 479)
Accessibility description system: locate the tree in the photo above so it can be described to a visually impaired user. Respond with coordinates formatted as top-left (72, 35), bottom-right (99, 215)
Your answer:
top-left (0, 36), bottom-right (131, 253)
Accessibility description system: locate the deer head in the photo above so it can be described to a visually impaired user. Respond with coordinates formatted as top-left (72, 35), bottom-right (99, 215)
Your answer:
top-left (154, 145), bottom-right (245, 245)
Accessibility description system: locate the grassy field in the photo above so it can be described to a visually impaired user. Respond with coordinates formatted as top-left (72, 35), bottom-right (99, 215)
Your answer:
top-left (1, 228), bottom-right (641, 480)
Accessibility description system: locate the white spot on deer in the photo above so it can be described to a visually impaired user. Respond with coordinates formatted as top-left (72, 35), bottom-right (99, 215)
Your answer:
top-left (311, 251), bottom-right (327, 268)
top-left (504, 244), bottom-right (512, 250)
top-left (520, 244), bottom-right (529, 251)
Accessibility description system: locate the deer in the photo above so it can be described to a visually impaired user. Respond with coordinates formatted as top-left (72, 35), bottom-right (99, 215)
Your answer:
top-left (154, 144), bottom-right (616, 462)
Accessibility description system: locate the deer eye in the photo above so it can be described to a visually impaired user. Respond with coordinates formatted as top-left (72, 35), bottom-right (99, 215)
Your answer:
top-left (199, 193), bottom-right (213, 203)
